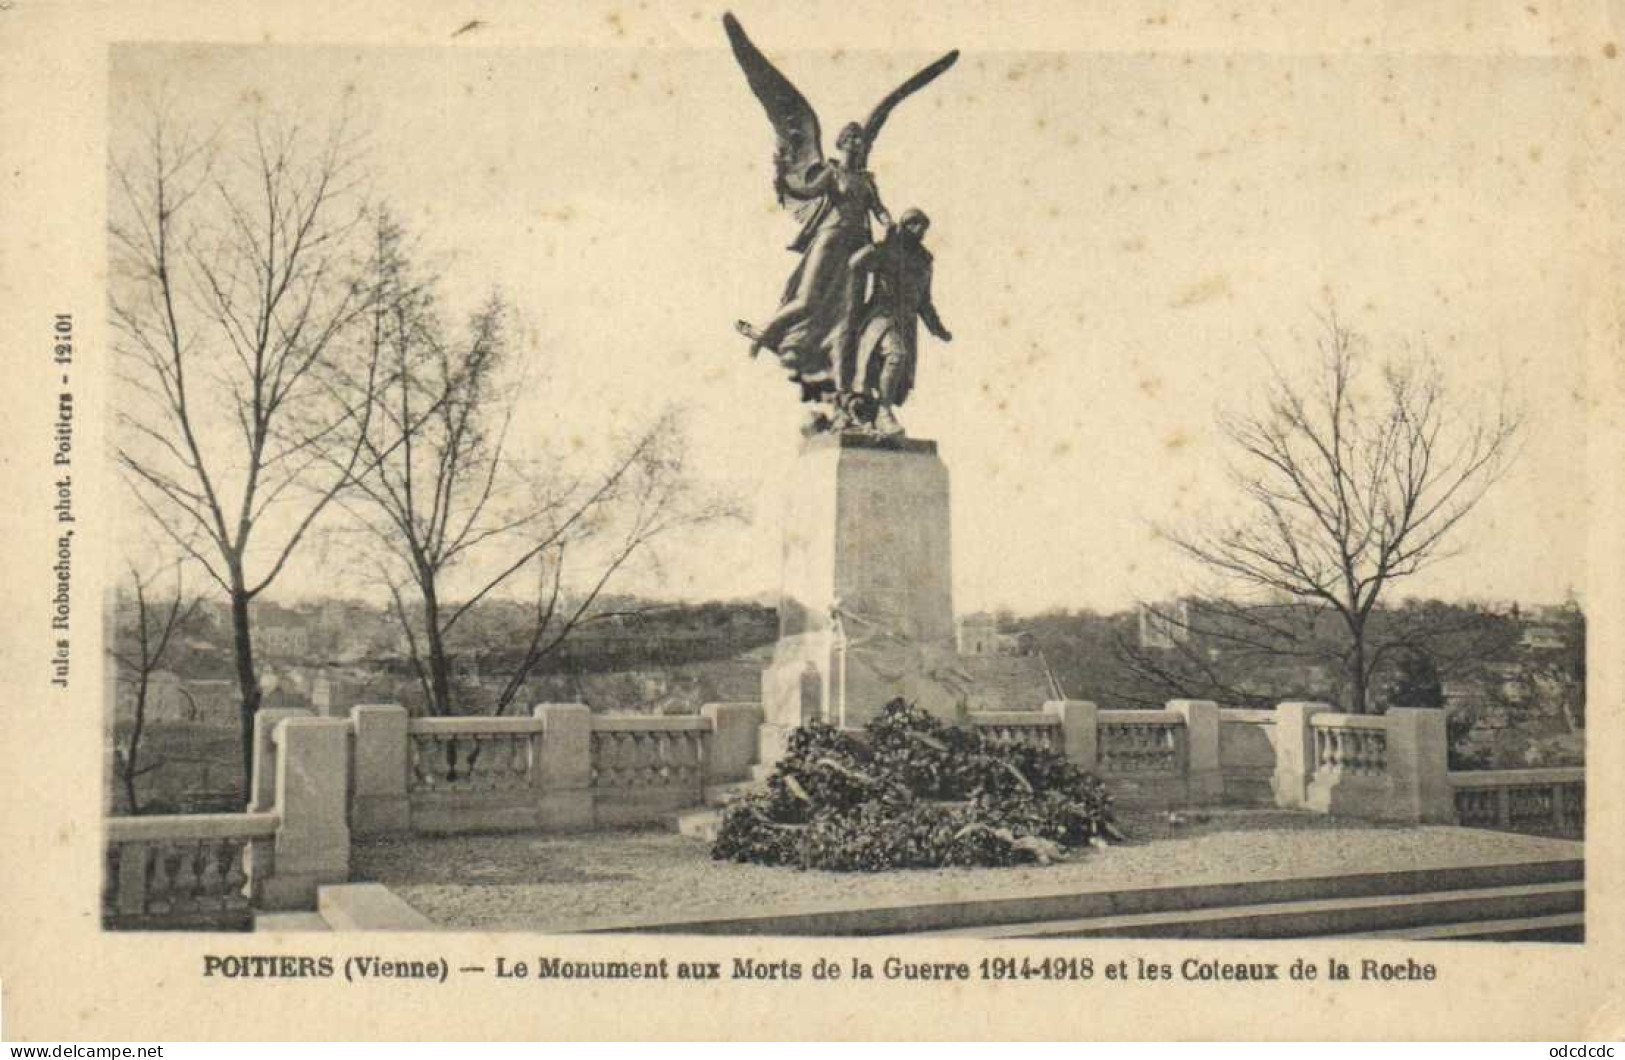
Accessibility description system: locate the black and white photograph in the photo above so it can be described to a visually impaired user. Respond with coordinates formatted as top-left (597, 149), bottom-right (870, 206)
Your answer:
top-left (2, 0), bottom-right (1621, 1042)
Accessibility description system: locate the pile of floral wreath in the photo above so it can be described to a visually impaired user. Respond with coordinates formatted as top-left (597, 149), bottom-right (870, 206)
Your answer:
top-left (711, 699), bottom-right (1119, 871)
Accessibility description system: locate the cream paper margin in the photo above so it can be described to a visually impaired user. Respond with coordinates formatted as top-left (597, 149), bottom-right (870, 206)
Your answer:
top-left (0, 0), bottom-right (1622, 1042)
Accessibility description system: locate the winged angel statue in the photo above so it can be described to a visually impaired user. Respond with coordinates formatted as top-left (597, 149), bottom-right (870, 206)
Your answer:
top-left (725, 13), bottom-right (958, 434)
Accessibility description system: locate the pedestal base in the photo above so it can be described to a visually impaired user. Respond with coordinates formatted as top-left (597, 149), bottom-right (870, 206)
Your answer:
top-left (763, 433), bottom-right (959, 731)
top-left (762, 630), bottom-right (975, 731)
top-left (756, 432), bottom-right (1053, 768)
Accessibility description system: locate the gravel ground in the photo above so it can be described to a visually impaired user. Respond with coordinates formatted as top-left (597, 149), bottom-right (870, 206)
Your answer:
top-left (350, 809), bottom-right (1582, 932)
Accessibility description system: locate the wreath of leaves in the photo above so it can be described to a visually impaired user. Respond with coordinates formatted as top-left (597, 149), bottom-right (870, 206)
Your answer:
top-left (711, 699), bottom-right (1116, 871)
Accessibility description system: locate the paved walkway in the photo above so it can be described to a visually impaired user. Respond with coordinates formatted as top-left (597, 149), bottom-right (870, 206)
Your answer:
top-left (350, 809), bottom-right (1582, 932)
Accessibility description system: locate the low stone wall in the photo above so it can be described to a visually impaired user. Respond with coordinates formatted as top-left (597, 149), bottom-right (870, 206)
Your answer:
top-left (104, 813), bottom-right (277, 931)
top-left (1217, 708), bottom-right (1278, 805)
top-left (351, 702), bottom-right (764, 837)
top-left (966, 700), bottom-right (1468, 825)
top-left (1096, 708), bottom-right (1190, 806)
top-left (1272, 703), bottom-right (1454, 823)
top-left (105, 714), bottom-right (353, 927)
top-left (1451, 767), bottom-right (1585, 837)
top-left (969, 700), bottom-right (1219, 809)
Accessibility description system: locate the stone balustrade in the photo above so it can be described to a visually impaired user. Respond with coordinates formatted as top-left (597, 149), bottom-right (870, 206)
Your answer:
top-left (590, 717), bottom-right (710, 788)
top-left (1097, 710), bottom-right (1186, 774)
top-left (104, 691), bottom-right (1578, 933)
top-left (1274, 704), bottom-right (1453, 823)
top-left (590, 716), bottom-right (711, 827)
top-left (964, 700), bottom-right (1220, 807)
top-left (1451, 767), bottom-right (1585, 837)
top-left (350, 702), bottom-right (763, 836)
top-left (1310, 714), bottom-right (1389, 776)
top-left (104, 713), bottom-right (353, 926)
top-left (406, 719), bottom-right (542, 794)
top-left (103, 813), bottom-right (278, 931)
top-left (969, 711), bottom-right (1064, 752)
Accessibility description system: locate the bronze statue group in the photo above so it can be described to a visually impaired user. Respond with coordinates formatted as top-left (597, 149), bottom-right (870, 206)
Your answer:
top-left (726, 14), bottom-right (956, 437)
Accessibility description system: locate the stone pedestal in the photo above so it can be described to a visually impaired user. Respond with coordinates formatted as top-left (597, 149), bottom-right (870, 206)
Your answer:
top-left (259, 717), bottom-right (351, 911)
top-left (761, 433), bottom-right (963, 737)
top-left (349, 704), bottom-right (410, 835)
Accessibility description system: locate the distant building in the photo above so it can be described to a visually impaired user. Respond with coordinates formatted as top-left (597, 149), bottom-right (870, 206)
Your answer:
top-left (955, 615), bottom-right (1035, 657)
top-left (254, 623), bottom-right (310, 658)
top-left (956, 615), bottom-right (998, 655)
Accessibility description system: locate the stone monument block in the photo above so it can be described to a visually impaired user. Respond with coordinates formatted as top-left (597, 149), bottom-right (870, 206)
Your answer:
top-left (762, 433), bottom-right (962, 733)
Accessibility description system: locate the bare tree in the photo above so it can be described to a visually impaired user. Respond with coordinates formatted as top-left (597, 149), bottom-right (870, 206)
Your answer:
top-left (110, 106), bottom-right (377, 781)
top-left (110, 561), bottom-right (200, 814)
top-left (1161, 312), bottom-right (1521, 713)
top-left (330, 213), bottom-right (730, 716)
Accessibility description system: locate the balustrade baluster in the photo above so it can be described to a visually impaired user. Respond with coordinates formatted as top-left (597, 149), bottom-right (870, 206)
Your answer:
top-left (147, 846), bottom-right (178, 914)
top-left (623, 732), bottom-right (642, 787)
top-left (513, 735), bottom-right (532, 786)
top-left (193, 840), bottom-right (224, 909)
top-left (116, 843), bottom-right (148, 917)
top-left (222, 841), bottom-right (249, 904)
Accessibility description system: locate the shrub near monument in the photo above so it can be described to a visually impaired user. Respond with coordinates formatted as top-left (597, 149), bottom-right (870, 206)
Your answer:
top-left (712, 700), bottom-right (1117, 870)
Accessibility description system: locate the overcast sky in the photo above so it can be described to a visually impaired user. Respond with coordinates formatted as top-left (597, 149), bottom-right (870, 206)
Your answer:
top-left (109, 34), bottom-right (1596, 613)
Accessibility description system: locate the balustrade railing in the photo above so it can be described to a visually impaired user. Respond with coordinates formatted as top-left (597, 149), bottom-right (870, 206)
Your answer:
top-left (970, 712), bottom-right (1063, 752)
top-left (590, 717), bottom-right (710, 789)
top-left (103, 814), bottom-right (277, 931)
top-left (406, 720), bottom-right (542, 794)
top-left (1097, 710), bottom-right (1184, 774)
top-left (1310, 716), bottom-right (1389, 776)
top-left (1451, 768), bottom-right (1584, 837)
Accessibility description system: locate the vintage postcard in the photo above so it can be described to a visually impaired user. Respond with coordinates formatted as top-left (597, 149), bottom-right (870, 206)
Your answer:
top-left (1, 0), bottom-right (1622, 1041)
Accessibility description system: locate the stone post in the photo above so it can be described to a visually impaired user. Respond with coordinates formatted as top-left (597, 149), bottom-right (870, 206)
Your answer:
top-left (1169, 699), bottom-right (1222, 804)
top-left (247, 707), bottom-right (312, 813)
top-left (350, 704), bottom-right (410, 835)
top-left (760, 435), bottom-right (957, 730)
top-left (701, 702), bottom-right (763, 784)
top-left (535, 704), bottom-right (593, 830)
top-left (260, 717), bottom-right (351, 910)
top-left (1272, 701), bottom-right (1332, 810)
top-left (1043, 699), bottom-right (1098, 771)
top-left (1385, 707), bottom-right (1454, 823)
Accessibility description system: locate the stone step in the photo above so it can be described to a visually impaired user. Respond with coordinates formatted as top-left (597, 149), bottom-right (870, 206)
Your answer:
top-left (572, 854), bottom-right (1584, 936)
top-left (913, 881), bottom-right (1584, 940)
top-left (1341, 912), bottom-right (1585, 942)
top-left (670, 781), bottom-right (764, 840)
top-left (254, 912), bottom-right (331, 933)
top-left (673, 807), bottom-right (723, 842)
top-left (318, 883), bottom-right (438, 931)
top-left (705, 780), bottom-right (759, 808)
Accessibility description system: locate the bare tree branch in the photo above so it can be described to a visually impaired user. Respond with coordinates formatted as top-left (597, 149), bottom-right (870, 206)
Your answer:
top-left (1154, 309), bottom-right (1521, 712)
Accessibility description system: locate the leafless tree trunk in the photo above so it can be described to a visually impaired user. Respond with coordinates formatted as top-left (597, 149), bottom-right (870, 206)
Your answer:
top-left (329, 213), bottom-right (733, 716)
top-left (111, 107), bottom-right (377, 787)
top-left (110, 562), bottom-right (199, 814)
top-left (1161, 311), bottom-right (1520, 713)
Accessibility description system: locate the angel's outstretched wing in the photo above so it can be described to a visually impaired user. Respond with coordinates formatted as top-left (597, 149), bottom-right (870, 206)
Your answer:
top-left (723, 13), bottom-right (825, 206)
top-left (863, 49), bottom-right (960, 151)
